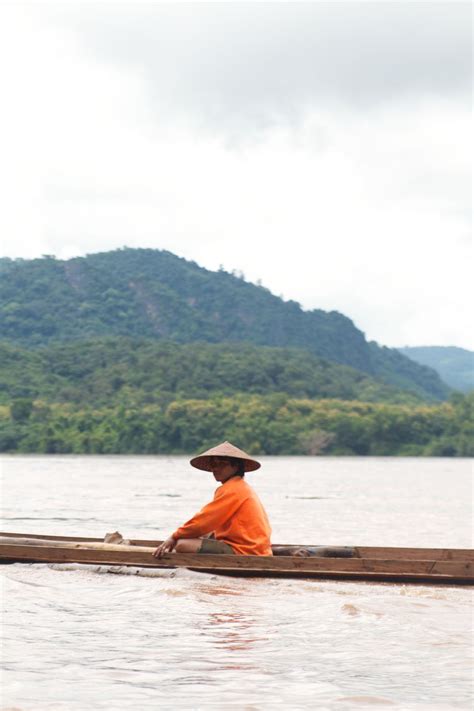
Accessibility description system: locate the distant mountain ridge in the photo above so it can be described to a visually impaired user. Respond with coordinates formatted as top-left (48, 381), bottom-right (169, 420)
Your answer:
top-left (0, 248), bottom-right (449, 400)
top-left (399, 346), bottom-right (474, 393)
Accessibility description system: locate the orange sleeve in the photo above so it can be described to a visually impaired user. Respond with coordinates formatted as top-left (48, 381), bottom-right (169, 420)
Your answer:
top-left (172, 486), bottom-right (246, 540)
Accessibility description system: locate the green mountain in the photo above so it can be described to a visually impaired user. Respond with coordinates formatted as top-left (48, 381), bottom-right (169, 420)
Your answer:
top-left (398, 346), bottom-right (474, 393)
top-left (0, 248), bottom-right (449, 400)
top-left (0, 338), bottom-right (425, 408)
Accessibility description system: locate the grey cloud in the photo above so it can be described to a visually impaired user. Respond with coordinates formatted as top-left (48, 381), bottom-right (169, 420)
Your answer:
top-left (42, 2), bottom-right (471, 132)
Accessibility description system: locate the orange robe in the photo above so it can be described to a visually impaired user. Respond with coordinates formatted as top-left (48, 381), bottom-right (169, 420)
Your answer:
top-left (172, 476), bottom-right (272, 556)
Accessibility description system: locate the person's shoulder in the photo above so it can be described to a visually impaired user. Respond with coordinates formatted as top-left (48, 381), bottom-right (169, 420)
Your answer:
top-left (229, 477), bottom-right (253, 497)
top-left (228, 476), bottom-right (249, 489)
top-left (216, 477), bottom-right (250, 498)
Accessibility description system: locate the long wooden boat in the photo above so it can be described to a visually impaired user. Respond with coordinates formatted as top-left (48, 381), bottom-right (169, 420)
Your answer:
top-left (0, 531), bottom-right (472, 585)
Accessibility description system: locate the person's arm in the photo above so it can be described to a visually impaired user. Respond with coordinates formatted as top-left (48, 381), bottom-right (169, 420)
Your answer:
top-left (154, 535), bottom-right (177, 558)
top-left (154, 486), bottom-right (245, 558)
top-left (172, 486), bottom-right (244, 539)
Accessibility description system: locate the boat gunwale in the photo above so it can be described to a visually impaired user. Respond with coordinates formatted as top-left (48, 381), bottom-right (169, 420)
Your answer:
top-left (0, 531), bottom-right (472, 561)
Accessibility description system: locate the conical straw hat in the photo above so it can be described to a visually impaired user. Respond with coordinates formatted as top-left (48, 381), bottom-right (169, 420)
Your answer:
top-left (190, 441), bottom-right (261, 472)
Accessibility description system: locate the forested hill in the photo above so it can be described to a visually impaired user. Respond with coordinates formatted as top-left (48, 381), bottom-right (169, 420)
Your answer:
top-left (0, 338), bottom-right (426, 408)
top-left (0, 248), bottom-right (448, 400)
top-left (399, 346), bottom-right (474, 393)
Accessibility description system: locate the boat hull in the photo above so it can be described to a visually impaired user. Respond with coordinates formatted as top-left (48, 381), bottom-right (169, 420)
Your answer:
top-left (0, 532), bottom-right (472, 585)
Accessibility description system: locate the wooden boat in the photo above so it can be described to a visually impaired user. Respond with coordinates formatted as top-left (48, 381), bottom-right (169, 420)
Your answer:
top-left (0, 531), bottom-right (472, 585)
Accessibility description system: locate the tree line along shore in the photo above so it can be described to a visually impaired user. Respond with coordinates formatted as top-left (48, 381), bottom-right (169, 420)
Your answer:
top-left (2, 392), bottom-right (472, 457)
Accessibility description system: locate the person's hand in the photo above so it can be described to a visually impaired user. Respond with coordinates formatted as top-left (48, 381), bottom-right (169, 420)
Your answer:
top-left (153, 536), bottom-right (177, 558)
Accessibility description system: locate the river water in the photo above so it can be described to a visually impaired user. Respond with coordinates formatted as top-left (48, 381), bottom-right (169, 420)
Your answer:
top-left (0, 456), bottom-right (472, 710)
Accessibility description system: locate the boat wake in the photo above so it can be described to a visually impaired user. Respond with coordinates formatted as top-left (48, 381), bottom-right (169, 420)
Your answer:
top-left (48, 562), bottom-right (207, 579)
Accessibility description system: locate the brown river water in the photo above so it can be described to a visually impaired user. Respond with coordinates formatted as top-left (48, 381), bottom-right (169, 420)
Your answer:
top-left (0, 456), bottom-right (472, 710)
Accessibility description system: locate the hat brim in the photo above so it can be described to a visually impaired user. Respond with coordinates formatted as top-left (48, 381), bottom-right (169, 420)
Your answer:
top-left (190, 455), bottom-right (261, 472)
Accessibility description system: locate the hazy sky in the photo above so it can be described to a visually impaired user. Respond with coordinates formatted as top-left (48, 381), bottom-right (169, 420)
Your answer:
top-left (0, 1), bottom-right (471, 348)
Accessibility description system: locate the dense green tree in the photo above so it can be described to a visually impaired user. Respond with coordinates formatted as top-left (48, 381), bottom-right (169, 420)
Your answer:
top-left (10, 398), bottom-right (34, 422)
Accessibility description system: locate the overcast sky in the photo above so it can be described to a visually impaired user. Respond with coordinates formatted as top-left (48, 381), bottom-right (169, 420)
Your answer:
top-left (0, 1), bottom-right (471, 348)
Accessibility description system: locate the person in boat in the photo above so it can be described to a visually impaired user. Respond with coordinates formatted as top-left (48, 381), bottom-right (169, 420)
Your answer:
top-left (153, 441), bottom-right (272, 557)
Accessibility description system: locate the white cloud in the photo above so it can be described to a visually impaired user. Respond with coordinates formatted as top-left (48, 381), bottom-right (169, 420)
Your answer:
top-left (42, 1), bottom-right (471, 125)
top-left (0, 3), bottom-right (471, 349)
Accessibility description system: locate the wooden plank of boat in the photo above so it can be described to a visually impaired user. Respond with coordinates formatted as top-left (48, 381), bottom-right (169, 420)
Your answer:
top-left (0, 540), bottom-right (472, 584)
top-left (0, 534), bottom-right (351, 558)
top-left (1, 531), bottom-right (473, 562)
top-left (0, 531), bottom-right (353, 555)
top-left (354, 547), bottom-right (474, 561)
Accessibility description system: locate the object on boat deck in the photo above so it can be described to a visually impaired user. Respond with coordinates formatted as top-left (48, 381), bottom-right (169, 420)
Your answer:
top-left (103, 531), bottom-right (131, 545)
top-left (272, 545), bottom-right (354, 558)
top-left (0, 532), bottom-right (472, 585)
